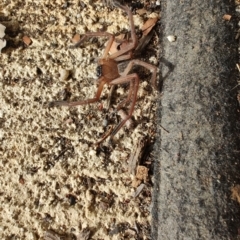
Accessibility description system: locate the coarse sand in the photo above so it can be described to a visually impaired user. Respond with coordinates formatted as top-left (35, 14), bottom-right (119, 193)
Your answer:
top-left (0, 0), bottom-right (159, 239)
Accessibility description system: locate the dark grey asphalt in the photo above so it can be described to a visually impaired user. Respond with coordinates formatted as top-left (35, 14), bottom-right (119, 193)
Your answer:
top-left (152, 0), bottom-right (240, 239)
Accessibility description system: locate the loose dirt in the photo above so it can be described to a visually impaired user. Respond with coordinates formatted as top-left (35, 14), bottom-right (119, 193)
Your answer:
top-left (0, 0), bottom-right (160, 239)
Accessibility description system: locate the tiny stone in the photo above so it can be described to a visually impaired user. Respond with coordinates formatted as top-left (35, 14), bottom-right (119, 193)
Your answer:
top-left (102, 119), bottom-right (108, 127)
top-left (223, 14), bottom-right (231, 21)
top-left (167, 35), bottom-right (177, 42)
top-left (59, 68), bottom-right (70, 81)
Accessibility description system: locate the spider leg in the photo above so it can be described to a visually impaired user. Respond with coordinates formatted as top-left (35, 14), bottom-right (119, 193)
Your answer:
top-left (121, 59), bottom-right (158, 89)
top-left (108, 73), bottom-right (139, 140)
top-left (107, 80), bottom-right (133, 121)
top-left (49, 77), bottom-right (107, 107)
top-left (109, 2), bottom-right (137, 59)
top-left (114, 53), bottom-right (132, 62)
top-left (71, 3), bottom-right (136, 60)
top-left (106, 59), bottom-right (158, 140)
top-left (115, 58), bottom-right (158, 109)
top-left (71, 32), bottom-right (115, 58)
top-left (115, 80), bottom-right (134, 111)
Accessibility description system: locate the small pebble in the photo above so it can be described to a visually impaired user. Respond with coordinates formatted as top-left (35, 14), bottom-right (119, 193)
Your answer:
top-left (102, 119), bottom-right (108, 127)
top-left (0, 23), bottom-right (6, 38)
top-left (59, 68), bottom-right (70, 81)
top-left (0, 24), bottom-right (6, 52)
top-left (167, 35), bottom-right (177, 42)
top-left (223, 14), bottom-right (231, 21)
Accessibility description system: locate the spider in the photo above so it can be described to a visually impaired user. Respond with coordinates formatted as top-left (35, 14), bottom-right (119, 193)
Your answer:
top-left (50, 1), bottom-right (158, 142)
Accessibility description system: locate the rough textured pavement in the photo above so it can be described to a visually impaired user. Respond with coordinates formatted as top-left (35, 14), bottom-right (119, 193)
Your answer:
top-left (152, 0), bottom-right (240, 239)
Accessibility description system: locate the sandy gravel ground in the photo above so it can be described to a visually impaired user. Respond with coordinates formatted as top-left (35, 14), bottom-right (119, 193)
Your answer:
top-left (0, 0), bottom-right (159, 239)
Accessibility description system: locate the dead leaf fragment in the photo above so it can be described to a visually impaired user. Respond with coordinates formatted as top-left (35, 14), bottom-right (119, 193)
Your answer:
top-left (109, 34), bottom-right (125, 55)
top-left (132, 178), bottom-right (142, 188)
top-left (133, 183), bottom-right (145, 198)
top-left (136, 165), bottom-right (148, 181)
top-left (134, 30), bottom-right (154, 57)
top-left (231, 185), bottom-right (240, 203)
top-left (141, 17), bottom-right (158, 36)
top-left (109, 40), bottom-right (120, 55)
top-left (72, 33), bottom-right (81, 43)
top-left (23, 35), bottom-right (32, 46)
top-left (223, 14), bottom-right (231, 21)
top-left (128, 136), bottom-right (146, 175)
top-left (132, 165), bottom-right (149, 187)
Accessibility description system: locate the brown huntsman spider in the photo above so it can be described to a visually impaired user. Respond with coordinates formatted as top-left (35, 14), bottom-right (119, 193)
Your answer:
top-left (50, 1), bottom-right (158, 142)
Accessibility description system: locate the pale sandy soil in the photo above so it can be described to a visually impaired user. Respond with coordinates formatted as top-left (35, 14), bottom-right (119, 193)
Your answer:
top-left (0, 0), bottom-right (159, 239)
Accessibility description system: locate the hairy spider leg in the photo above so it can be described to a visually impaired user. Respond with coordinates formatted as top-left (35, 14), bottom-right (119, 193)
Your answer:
top-left (109, 2), bottom-right (138, 59)
top-left (49, 77), bottom-right (108, 107)
top-left (73, 2), bottom-right (137, 60)
top-left (115, 80), bottom-right (134, 111)
top-left (72, 32), bottom-right (115, 58)
top-left (116, 59), bottom-right (158, 108)
top-left (109, 73), bottom-right (139, 139)
top-left (108, 59), bottom-right (158, 140)
top-left (122, 59), bottom-right (158, 89)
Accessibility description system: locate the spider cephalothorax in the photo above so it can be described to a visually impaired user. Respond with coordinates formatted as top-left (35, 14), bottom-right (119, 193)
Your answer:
top-left (50, 1), bottom-right (157, 143)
